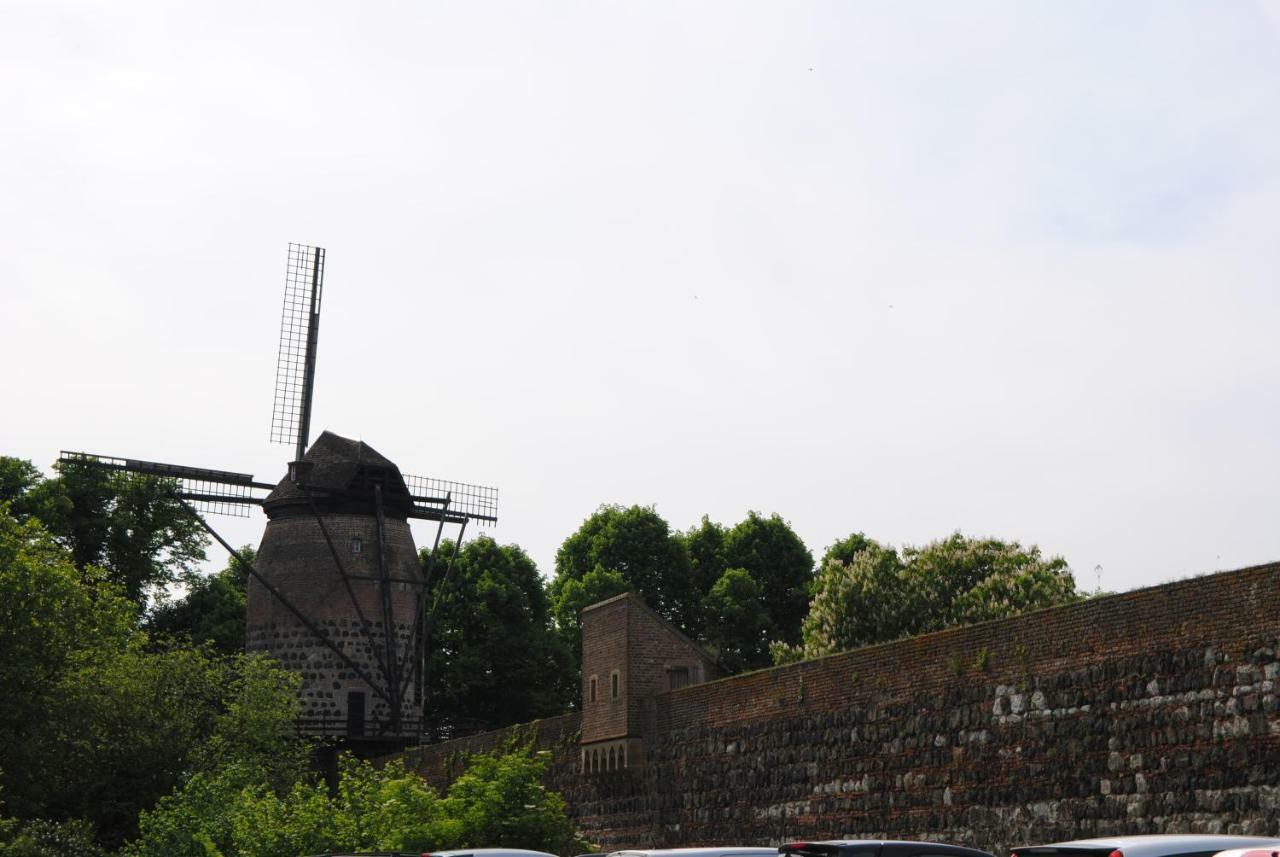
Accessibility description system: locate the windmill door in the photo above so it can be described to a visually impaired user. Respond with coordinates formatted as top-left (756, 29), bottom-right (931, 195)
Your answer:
top-left (347, 691), bottom-right (366, 736)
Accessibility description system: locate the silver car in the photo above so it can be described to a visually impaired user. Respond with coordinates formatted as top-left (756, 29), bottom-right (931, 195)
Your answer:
top-left (1012, 835), bottom-right (1280, 857)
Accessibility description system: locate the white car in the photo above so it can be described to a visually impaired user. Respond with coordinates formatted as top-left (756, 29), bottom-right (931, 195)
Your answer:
top-left (1012, 835), bottom-right (1280, 857)
top-left (428, 851), bottom-right (559, 857)
top-left (1213, 849), bottom-right (1280, 857)
top-left (606, 849), bottom-right (779, 857)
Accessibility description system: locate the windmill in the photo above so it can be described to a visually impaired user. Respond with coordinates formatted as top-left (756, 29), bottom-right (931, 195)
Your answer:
top-left (61, 243), bottom-right (497, 746)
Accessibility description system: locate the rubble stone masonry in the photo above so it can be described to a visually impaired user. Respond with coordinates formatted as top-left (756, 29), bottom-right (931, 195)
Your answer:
top-left (401, 561), bottom-right (1280, 853)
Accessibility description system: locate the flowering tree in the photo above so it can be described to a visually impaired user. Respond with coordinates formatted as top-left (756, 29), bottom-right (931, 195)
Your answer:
top-left (793, 532), bottom-right (1080, 661)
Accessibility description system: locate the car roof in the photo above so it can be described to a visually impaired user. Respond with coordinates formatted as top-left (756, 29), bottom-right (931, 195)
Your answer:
top-left (430, 850), bottom-right (559, 857)
top-left (788, 844), bottom-right (985, 851)
top-left (1013, 836), bottom-right (1280, 857)
top-left (1212, 848), bottom-right (1280, 857)
top-left (781, 843), bottom-right (989, 857)
top-left (800, 844), bottom-right (972, 849)
top-left (608, 850), bottom-right (778, 857)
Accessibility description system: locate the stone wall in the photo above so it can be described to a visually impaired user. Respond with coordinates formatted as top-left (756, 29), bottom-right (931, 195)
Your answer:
top-left (402, 561), bottom-right (1280, 854)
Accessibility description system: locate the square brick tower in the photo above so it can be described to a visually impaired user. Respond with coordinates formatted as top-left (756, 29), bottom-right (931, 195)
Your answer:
top-left (579, 592), bottom-right (722, 773)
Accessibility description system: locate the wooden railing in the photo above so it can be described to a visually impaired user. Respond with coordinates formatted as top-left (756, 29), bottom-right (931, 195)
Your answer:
top-left (295, 716), bottom-right (424, 740)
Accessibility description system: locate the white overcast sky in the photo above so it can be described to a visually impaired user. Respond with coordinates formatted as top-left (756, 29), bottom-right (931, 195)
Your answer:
top-left (3, 1), bottom-right (1279, 596)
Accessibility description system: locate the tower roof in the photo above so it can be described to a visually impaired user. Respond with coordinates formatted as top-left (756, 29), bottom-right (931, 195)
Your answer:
top-left (264, 430), bottom-right (414, 516)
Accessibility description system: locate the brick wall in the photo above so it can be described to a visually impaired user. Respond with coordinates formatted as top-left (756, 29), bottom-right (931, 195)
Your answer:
top-left (248, 511), bottom-right (423, 729)
top-left (581, 594), bottom-right (721, 747)
top-left (402, 561), bottom-right (1280, 854)
top-left (582, 596), bottom-right (629, 743)
top-left (622, 594), bottom-right (721, 734)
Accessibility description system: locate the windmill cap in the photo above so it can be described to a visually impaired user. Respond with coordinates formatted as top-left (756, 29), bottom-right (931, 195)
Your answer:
top-left (263, 431), bottom-right (414, 516)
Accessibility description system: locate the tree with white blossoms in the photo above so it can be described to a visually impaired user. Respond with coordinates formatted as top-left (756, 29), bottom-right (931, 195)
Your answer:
top-left (780, 532), bottom-right (1081, 663)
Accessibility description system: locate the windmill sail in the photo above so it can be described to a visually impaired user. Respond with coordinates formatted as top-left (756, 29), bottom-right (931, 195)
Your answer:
top-left (402, 472), bottom-right (499, 524)
top-left (271, 243), bottom-right (325, 461)
top-left (58, 451), bottom-right (272, 517)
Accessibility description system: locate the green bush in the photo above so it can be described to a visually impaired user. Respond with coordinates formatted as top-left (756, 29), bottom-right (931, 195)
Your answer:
top-left (128, 747), bottom-right (590, 857)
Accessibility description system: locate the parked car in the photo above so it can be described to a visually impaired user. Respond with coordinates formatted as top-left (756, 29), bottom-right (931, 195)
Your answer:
top-left (1212, 847), bottom-right (1280, 857)
top-left (1010, 835), bottom-right (1280, 857)
top-left (310, 850), bottom-right (558, 857)
top-left (606, 849), bottom-right (778, 857)
top-left (779, 840), bottom-right (994, 857)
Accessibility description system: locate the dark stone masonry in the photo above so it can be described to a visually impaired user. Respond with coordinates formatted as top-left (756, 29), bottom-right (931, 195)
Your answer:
top-left (401, 561), bottom-right (1280, 853)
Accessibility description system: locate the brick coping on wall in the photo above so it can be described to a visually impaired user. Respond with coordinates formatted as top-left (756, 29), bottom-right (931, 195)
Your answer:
top-left (649, 559), bottom-right (1280, 704)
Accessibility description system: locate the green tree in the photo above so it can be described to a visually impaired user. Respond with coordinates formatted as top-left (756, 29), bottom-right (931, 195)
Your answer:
top-left (422, 537), bottom-right (574, 735)
top-left (0, 505), bottom-right (136, 825)
top-left (902, 533), bottom-right (1080, 628)
top-left (0, 457), bottom-right (207, 607)
top-left (23, 647), bottom-right (235, 844)
top-left (0, 458), bottom-right (44, 522)
top-left (128, 746), bottom-right (588, 857)
top-left (722, 511), bottom-right (814, 646)
top-left (551, 505), bottom-right (694, 632)
top-left (799, 532), bottom-right (1080, 659)
top-left (124, 668), bottom-right (313, 857)
top-left (0, 818), bottom-right (104, 857)
top-left (702, 568), bottom-right (772, 672)
top-left (0, 503), bottom-right (301, 848)
top-left (680, 515), bottom-right (728, 618)
top-left (548, 564), bottom-right (629, 670)
top-left (433, 747), bottom-right (587, 854)
top-left (819, 531), bottom-right (879, 570)
top-left (795, 541), bottom-right (903, 661)
top-left (148, 548), bottom-right (252, 655)
top-left (550, 567), bottom-right (629, 675)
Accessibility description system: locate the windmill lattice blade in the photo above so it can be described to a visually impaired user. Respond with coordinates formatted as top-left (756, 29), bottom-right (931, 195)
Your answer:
top-left (271, 243), bottom-right (325, 458)
top-left (59, 451), bottom-right (268, 518)
top-left (403, 473), bottom-right (498, 525)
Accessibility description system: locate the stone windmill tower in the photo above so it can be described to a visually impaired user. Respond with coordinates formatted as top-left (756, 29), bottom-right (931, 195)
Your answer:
top-left (62, 244), bottom-right (498, 748)
top-left (250, 431), bottom-right (429, 738)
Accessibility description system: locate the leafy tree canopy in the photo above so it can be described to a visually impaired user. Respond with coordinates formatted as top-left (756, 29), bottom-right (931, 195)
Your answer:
top-left (0, 503), bottom-right (298, 848)
top-left (127, 746), bottom-right (590, 857)
top-left (721, 511), bottom-right (814, 646)
top-left (0, 458), bottom-right (44, 522)
top-left (680, 515), bottom-right (727, 610)
top-left (551, 505), bottom-right (694, 633)
top-left (819, 531), bottom-right (879, 570)
top-left (702, 568), bottom-right (772, 673)
top-left (552, 508), bottom-right (815, 674)
top-left (0, 456), bottom-right (208, 607)
top-left (148, 547), bottom-right (252, 655)
top-left (548, 564), bottom-right (628, 669)
top-left (796, 531), bottom-right (1081, 660)
top-left (421, 536), bottom-right (574, 736)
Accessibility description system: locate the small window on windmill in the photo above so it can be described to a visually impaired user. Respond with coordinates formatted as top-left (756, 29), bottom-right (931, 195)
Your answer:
top-left (611, 671), bottom-right (620, 700)
top-left (350, 537), bottom-right (362, 554)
